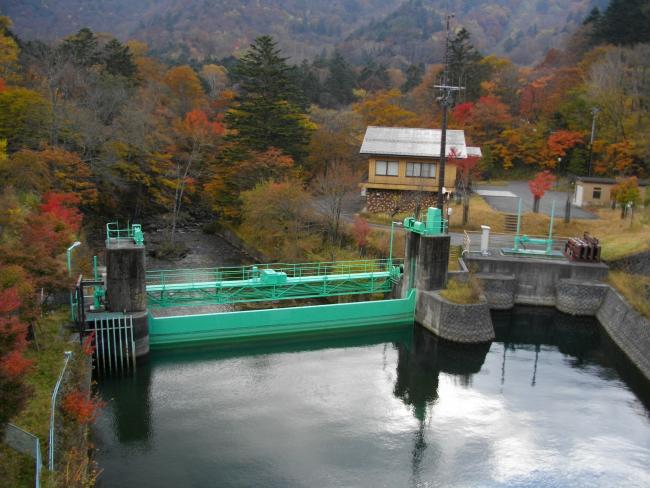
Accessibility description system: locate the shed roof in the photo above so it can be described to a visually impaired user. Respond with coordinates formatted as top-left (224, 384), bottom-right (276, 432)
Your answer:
top-left (576, 176), bottom-right (650, 186)
top-left (360, 126), bottom-right (471, 158)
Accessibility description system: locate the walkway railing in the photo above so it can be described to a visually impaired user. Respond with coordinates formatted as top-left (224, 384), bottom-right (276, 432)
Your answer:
top-left (146, 258), bottom-right (403, 307)
top-left (49, 351), bottom-right (72, 471)
top-left (105, 222), bottom-right (144, 246)
top-left (3, 423), bottom-right (42, 488)
top-left (462, 231), bottom-right (569, 254)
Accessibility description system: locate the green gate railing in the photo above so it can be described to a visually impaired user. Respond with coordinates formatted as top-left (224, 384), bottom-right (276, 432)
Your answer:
top-left (146, 259), bottom-right (403, 307)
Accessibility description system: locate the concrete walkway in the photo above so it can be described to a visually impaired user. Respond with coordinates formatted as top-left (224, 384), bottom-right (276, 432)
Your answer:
top-left (477, 182), bottom-right (597, 219)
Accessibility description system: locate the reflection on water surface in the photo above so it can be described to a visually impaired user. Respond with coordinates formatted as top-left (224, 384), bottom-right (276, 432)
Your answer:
top-left (94, 308), bottom-right (650, 487)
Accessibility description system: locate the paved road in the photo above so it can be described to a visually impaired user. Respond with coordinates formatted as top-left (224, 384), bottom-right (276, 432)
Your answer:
top-left (477, 182), bottom-right (597, 220)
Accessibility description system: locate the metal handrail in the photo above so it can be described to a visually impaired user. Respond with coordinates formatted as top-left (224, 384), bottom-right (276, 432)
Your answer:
top-left (105, 222), bottom-right (144, 246)
top-left (48, 351), bottom-right (72, 471)
top-left (145, 259), bottom-right (404, 286)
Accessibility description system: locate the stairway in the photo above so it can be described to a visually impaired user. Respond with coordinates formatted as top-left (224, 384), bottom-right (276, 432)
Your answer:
top-left (504, 214), bottom-right (518, 233)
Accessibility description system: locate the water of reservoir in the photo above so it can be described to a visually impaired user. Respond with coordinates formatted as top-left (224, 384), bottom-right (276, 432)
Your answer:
top-left (93, 307), bottom-right (650, 487)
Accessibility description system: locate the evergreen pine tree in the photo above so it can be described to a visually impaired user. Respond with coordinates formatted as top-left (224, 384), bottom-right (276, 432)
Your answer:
top-left (448, 28), bottom-right (488, 101)
top-left (401, 63), bottom-right (425, 93)
top-left (296, 60), bottom-right (321, 106)
top-left (60, 28), bottom-right (99, 67)
top-left (102, 39), bottom-right (137, 79)
top-left (225, 36), bottom-right (312, 162)
top-left (583, 7), bottom-right (602, 26)
top-left (596, 0), bottom-right (650, 46)
top-left (323, 50), bottom-right (357, 107)
top-left (358, 61), bottom-right (391, 92)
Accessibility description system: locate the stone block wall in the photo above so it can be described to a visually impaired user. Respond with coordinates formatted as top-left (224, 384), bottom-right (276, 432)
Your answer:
top-left (366, 189), bottom-right (437, 214)
top-left (597, 287), bottom-right (650, 380)
top-left (476, 273), bottom-right (516, 310)
top-left (555, 279), bottom-right (609, 316)
top-left (415, 290), bottom-right (495, 343)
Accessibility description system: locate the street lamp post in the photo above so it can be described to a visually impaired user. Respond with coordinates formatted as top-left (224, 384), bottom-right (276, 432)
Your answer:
top-left (67, 241), bottom-right (81, 320)
top-left (565, 176), bottom-right (574, 224)
top-left (66, 241), bottom-right (82, 277)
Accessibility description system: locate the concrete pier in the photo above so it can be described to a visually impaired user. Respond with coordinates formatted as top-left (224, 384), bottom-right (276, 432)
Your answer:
top-left (105, 236), bottom-right (149, 357)
top-left (106, 241), bottom-right (147, 312)
top-left (402, 232), bottom-right (451, 296)
top-left (402, 226), bottom-right (494, 344)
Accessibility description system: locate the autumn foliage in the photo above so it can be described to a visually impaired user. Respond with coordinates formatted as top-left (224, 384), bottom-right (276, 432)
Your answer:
top-left (62, 389), bottom-right (105, 424)
top-left (611, 176), bottom-right (641, 218)
top-left (0, 278), bottom-right (33, 429)
top-left (528, 171), bottom-right (557, 213)
top-left (351, 217), bottom-right (371, 253)
top-left (81, 332), bottom-right (96, 357)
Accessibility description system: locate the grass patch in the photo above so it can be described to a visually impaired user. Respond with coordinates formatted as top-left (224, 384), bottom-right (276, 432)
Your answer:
top-left (358, 211), bottom-right (411, 226)
top-left (608, 271), bottom-right (650, 319)
top-left (448, 196), bottom-right (506, 232)
top-left (13, 310), bottom-right (84, 440)
top-left (0, 309), bottom-right (88, 488)
top-left (439, 276), bottom-right (483, 304)
top-left (446, 196), bottom-right (650, 261)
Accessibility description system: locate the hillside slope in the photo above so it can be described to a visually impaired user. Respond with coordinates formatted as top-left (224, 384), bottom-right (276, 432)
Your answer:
top-left (1, 0), bottom-right (401, 61)
top-left (343, 0), bottom-right (608, 65)
top-left (2, 0), bottom-right (608, 65)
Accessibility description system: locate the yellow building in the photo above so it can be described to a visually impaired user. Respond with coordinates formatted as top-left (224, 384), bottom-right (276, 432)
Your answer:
top-left (359, 126), bottom-right (481, 213)
top-left (573, 177), bottom-right (648, 207)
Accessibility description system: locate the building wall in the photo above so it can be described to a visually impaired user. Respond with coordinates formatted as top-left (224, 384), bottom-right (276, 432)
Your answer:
top-left (365, 156), bottom-right (457, 192)
top-left (575, 181), bottom-right (647, 207)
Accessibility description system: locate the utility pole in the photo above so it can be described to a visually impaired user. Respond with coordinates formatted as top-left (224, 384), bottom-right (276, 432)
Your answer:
top-left (435, 14), bottom-right (464, 210)
top-left (587, 107), bottom-right (599, 177)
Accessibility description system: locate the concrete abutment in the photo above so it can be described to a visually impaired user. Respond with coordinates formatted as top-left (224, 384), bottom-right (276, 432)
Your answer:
top-left (105, 240), bottom-right (150, 358)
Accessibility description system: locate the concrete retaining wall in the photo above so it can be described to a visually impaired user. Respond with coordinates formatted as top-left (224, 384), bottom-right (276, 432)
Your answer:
top-left (597, 287), bottom-right (650, 380)
top-left (415, 290), bottom-right (495, 343)
top-left (465, 254), bottom-right (650, 380)
top-left (475, 273), bottom-right (516, 310)
top-left (466, 255), bottom-right (608, 308)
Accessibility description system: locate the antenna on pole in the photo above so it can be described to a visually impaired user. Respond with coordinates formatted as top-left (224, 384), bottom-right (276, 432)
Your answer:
top-left (434, 12), bottom-right (464, 211)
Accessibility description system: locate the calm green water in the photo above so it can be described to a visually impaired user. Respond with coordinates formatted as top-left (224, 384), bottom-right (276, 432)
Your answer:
top-left (94, 308), bottom-right (650, 487)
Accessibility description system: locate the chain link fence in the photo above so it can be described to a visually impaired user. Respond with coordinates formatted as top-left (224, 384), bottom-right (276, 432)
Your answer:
top-left (3, 423), bottom-right (42, 487)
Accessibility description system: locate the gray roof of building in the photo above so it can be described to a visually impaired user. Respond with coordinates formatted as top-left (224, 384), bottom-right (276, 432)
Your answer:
top-left (360, 126), bottom-right (471, 158)
top-left (576, 176), bottom-right (650, 186)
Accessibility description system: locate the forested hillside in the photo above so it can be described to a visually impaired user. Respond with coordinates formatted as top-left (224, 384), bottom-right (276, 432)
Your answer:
top-left (3, 0), bottom-right (607, 65)
top-left (1, 0), bottom-right (402, 62)
top-left (344, 0), bottom-right (608, 65)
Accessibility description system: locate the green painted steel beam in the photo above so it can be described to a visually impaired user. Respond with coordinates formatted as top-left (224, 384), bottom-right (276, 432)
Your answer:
top-left (148, 290), bottom-right (416, 347)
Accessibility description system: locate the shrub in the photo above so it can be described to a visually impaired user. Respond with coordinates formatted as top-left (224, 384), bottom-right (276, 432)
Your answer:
top-left (62, 390), bottom-right (105, 425)
top-left (440, 276), bottom-right (483, 304)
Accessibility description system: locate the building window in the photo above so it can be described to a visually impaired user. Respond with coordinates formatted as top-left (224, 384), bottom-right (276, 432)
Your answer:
top-left (375, 160), bottom-right (398, 176)
top-left (406, 162), bottom-right (436, 178)
top-left (593, 187), bottom-right (602, 199)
